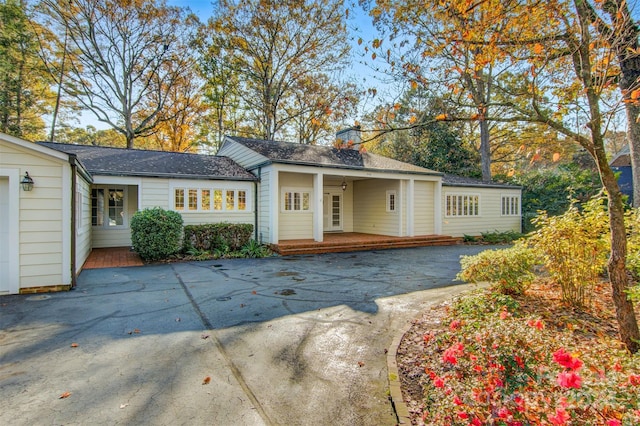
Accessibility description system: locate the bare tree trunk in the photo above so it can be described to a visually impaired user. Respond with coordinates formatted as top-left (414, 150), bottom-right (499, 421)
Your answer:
top-left (626, 103), bottom-right (640, 206)
top-left (479, 118), bottom-right (491, 181)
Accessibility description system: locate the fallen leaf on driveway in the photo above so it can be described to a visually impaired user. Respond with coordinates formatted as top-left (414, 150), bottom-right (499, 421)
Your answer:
top-left (175, 317), bottom-right (181, 322)
top-left (251, 290), bottom-right (257, 295)
top-left (70, 343), bottom-right (78, 348)
top-left (202, 376), bottom-right (211, 385)
top-left (120, 403), bottom-right (129, 409)
top-left (201, 334), bottom-right (210, 339)
top-left (128, 329), bottom-right (141, 335)
top-left (59, 392), bottom-right (71, 399)
top-left (358, 361), bottom-right (365, 367)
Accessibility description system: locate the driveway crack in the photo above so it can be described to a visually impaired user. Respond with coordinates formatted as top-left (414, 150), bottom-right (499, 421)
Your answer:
top-left (171, 265), bottom-right (273, 426)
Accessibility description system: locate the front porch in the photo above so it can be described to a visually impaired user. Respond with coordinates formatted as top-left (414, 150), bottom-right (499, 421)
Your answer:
top-left (272, 232), bottom-right (461, 256)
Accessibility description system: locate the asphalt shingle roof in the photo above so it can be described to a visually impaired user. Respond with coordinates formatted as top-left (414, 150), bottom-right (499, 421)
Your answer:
top-left (442, 173), bottom-right (520, 189)
top-left (227, 136), bottom-right (442, 175)
top-left (37, 142), bottom-right (257, 181)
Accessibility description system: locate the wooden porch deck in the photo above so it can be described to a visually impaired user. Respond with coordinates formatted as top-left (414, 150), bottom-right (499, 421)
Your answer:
top-left (272, 232), bottom-right (461, 256)
top-left (82, 247), bottom-right (144, 269)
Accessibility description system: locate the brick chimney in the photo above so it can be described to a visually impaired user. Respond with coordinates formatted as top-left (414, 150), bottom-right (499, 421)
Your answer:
top-left (336, 125), bottom-right (362, 150)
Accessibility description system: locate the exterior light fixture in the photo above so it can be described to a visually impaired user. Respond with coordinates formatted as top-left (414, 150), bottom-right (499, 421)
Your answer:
top-left (341, 178), bottom-right (347, 191)
top-left (21, 172), bottom-right (34, 191)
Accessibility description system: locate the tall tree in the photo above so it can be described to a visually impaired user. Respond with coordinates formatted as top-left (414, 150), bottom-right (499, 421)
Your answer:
top-left (0, 0), bottom-right (53, 139)
top-left (37, 0), bottom-right (197, 149)
top-left (366, 0), bottom-right (528, 181)
top-left (205, 0), bottom-right (352, 142)
top-left (370, 0), bottom-right (639, 352)
top-left (583, 0), bottom-right (640, 206)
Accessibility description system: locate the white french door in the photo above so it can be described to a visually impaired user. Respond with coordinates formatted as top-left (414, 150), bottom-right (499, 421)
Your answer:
top-left (323, 192), bottom-right (343, 231)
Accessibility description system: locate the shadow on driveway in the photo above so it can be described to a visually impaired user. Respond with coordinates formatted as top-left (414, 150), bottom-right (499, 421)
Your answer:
top-left (0, 245), bottom-right (496, 425)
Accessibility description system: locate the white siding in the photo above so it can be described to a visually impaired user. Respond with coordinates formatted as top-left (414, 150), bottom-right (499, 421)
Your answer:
top-left (353, 179), bottom-right (400, 236)
top-left (75, 175), bottom-right (92, 272)
top-left (414, 181), bottom-right (435, 235)
top-left (141, 178), bottom-right (169, 209)
top-left (278, 172), bottom-right (313, 240)
top-left (258, 169), bottom-right (271, 243)
top-left (0, 138), bottom-right (68, 291)
top-left (217, 139), bottom-right (269, 169)
top-left (441, 186), bottom-right (522, 237)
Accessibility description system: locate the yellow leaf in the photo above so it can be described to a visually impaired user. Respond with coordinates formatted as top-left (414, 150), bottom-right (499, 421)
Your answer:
top-left (552, 152), bottom-right (561, 162)
top-left (533, 43), bottom-right (544, 55)
top-left (357, 37), bottom-right (362, 46)
top-left (631, 89), bottom-right (640, 100)
top-left (410, 81), bottom-right (418, 90)
top-left (408, 115), bottom-right (417, 124)
top-left (435, 113), bottom-right (447, 121)
top-left (393, 103), bottom-right (401, 111)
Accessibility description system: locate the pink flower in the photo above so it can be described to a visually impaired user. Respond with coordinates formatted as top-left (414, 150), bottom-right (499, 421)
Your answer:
top-left (556, 371), bottom-right (582, 389)
top-left (423, 332), bottom-right (434, 343)
top-left (614, 362), bottom-right (623, 372)
top-left (514, 355), bottom-right (525, 369)
top-left (553, 348), bottom-right (583, 371)
top-left (453, 395), bottom-right (463, 406)
top-left (629, 374), bottom-right (640, 386)
top-left (548, 406), bottom-right (570, 425)
top-left (442, 342), bottom-right (464, 365)
top-left (606, 419), bottom-right (621, 426)
top-left (527, 319), bottom-right (545, 330)
top-left (449, 319), bottom-right (462, 330)
top-left (457, 411), bottom-right (469, 419)
top-left (497, 407), bottom-right (511, 419)
top-left (471, 418), bottom-right (482, 426)
top-left (433, 376), bottom-right (445, 388)
top-left (500, 309), bottom-right (509, 320)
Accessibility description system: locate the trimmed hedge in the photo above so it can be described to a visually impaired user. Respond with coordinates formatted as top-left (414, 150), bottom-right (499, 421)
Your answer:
top-left (184, 223), bottom-right (253, 252)
top-left (131, 207), bottom-right (184, 261)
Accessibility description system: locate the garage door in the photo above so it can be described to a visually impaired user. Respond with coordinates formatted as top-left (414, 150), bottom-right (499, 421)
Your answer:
top-left (0, 176), bottom-right (10, 293)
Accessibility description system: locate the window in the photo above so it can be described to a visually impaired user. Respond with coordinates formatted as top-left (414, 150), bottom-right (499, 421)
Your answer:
top-left (502, 195), bottom-right (520, 216)
top-left (174, 189), bottom-right (185, 211)
top-left (174, 187), bottom-right (249, 212)
top-left (283, 189), bottom-right (311, 212)
top-left (92, 187), bottom-right (126, 227)
top-left (238, 190), bottom-right (246, 211)
top-left (446, 193), bottom-right (480, 217)
top-left (386, 190), bottom-right (397, 212)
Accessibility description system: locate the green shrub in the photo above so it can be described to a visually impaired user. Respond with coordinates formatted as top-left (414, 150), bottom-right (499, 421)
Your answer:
top-left (457, 242), bottom-right (537, 295)
top-left (131, 207), bottom-right (184, 261)
top-left (183, 223), bottom-right (253, 252)
top-left (527, 196), bottom-right (609, 306)
top-left (240, 239), bottom-right (271, 258)
top-left (480, 230), bottom-right (524, 244)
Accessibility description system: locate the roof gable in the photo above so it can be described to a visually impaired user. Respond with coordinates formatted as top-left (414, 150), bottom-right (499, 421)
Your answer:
top-left (227, 136), bottom-right (440, 175)
top-left (37, 142), bottom-right (257, 181)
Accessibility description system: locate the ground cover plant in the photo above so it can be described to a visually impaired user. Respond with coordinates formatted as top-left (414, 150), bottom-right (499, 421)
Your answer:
top-left (398, 196), bottom-right (640, 424)
top-left (398, 284), bottom-right (640, 425)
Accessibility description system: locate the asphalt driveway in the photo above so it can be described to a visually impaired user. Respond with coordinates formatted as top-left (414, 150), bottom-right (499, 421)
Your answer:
top-left (0, 245), bottom-right (493, 425)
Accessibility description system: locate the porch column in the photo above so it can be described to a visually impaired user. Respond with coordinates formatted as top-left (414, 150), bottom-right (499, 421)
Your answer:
top-left (270, 170), bottom-right (279, 244)
top-left (407, 178), bottom-right (415, 236)
top-left (434, 179), bottom-right (442, 234)
top-left (313, 172), bottom-right (324, 242)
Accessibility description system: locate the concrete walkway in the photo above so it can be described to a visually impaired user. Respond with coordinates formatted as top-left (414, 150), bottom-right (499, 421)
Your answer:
top-left (0, 245), bottom-right (492, 425)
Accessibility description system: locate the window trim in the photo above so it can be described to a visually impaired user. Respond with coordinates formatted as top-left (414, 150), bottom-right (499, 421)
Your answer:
top-left (281, 187), bottom-right (312, 213)
top-left (445, 192), bottom-right (481, 217)
top-left (91, 186), bottom-right (128, 229)
top-left (172, 185), bottom-right (250, 213)
top-left (501, 194), bottom-right (521, 216)
top-left (386, 190), bottom-right (397, 213)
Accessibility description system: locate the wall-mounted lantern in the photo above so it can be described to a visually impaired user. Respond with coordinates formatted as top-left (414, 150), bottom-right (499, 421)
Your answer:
top-left (21, 172), bottom-right (34, 191)
top-left (341, 178), bottom-right (347, 191)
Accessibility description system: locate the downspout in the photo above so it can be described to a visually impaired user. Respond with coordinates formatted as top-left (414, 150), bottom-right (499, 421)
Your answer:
top-left (69, 154), bottom-right (78, 289)
top-left (255, 168), bottom-right (261, 242)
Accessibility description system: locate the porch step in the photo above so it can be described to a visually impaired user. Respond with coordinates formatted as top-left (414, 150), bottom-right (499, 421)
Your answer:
top-left (273, 235), bottom-right (462, 256)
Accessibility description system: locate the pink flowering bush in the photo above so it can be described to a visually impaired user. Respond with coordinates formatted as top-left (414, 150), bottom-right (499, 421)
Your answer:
top-left (415, 290), bottom-right (640, 425)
